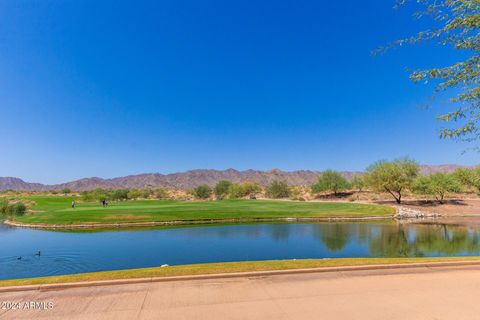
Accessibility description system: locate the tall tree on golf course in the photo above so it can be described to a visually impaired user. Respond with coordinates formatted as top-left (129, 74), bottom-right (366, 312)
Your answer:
top-left (311, 170), bottom-right (350, 196)
top-left (379, 0), bottom-right (480, 145)
top-left (365, 158), bottom-right (419, 204)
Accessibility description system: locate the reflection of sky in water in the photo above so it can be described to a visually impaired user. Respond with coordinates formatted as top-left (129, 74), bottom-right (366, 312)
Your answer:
top-left (1, 221), bottom-right (480, 280)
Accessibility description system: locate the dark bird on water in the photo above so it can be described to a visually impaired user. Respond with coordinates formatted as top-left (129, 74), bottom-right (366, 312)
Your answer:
top-left (17, 257), bottom-right (22, 260)
top-left (35, 251), bottom-right (41, 256)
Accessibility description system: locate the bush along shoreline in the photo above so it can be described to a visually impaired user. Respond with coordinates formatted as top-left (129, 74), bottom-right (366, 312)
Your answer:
top-left (0, 199), bottom-right (27, 217)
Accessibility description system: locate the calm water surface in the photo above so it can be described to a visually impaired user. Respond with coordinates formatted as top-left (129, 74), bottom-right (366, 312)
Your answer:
top-left (1, 220), bottom-right (480, 280)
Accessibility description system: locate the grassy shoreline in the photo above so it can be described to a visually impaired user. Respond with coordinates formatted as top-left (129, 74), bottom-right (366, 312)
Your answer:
top-left (1, 257), bottom-right (479, 288)
top-left (11, 197), bottom-right (395, 227)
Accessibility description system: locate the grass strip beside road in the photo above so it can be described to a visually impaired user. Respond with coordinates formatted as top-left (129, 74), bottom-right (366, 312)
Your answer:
top-left (2, 257), bottom-right (479, 288)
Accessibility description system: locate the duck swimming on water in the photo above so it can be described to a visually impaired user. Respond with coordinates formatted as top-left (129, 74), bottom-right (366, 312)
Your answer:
top-left (35, 251), bottom-right (41, 256)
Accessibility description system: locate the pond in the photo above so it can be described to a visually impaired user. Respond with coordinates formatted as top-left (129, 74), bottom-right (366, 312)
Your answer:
top-left (1, 220), bottom-right (480, 280)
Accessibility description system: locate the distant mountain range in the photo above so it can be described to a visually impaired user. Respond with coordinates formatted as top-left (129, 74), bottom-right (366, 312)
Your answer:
top-left (0, 165), bottom-right (474, 191)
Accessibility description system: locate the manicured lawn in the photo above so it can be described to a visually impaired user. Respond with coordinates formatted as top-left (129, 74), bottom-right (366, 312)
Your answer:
top-left (12, 196), bottom-right (395, 225)
top-left (1, 257), bottom-right (478, 287)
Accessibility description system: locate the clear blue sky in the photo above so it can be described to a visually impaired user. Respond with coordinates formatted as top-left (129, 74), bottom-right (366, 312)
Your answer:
top-left (0, 0), bottom-right (477, 184)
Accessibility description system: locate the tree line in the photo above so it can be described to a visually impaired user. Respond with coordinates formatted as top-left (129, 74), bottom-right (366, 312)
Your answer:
top-left (80, 188), bottom-right (170, 202)
top-left (196, 158), bottom-right (480, 204)
top-left (4, 158), bottom-right (479, 205)
top-left (312, 158), bottom-right (479, 204)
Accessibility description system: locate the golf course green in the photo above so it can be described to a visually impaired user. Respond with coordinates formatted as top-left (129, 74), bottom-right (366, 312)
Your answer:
top-left (9, 196), bottom-right (395, 226)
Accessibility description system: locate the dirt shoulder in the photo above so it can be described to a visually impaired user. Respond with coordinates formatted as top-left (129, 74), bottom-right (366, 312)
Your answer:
top-left (387, 199), bottom-right (480, 217)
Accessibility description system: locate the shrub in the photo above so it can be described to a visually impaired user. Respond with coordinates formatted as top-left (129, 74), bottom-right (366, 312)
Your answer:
top-left (61, 188), bottom-right (72, 194)
top-left (266, 180), bottom-right (291, 199)
top-left (214, 180), bottom-right (233, 198)
top-left (81, 188), bottom-right (109, 202)
top-left (228, 182), bottom-right (261, 199)
top-left (228, 184), bottom-right (245, 199)
top-left (242, 182), bottom-right (261, 195)
top-left (193, 185), bottom-right (212, 199)
top-left (153, 188), bottom-right (169, 199)
top-left (7, 202), bottom-right (27, 216)
top-left (0, 198), bottom-right (8, 215)
top-left (0, 200), bottom-right (27, 216)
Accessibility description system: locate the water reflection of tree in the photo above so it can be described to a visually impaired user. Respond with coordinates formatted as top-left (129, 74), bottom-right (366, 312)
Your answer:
top-left (314, 224), bottom-right (352, 252)
top-left (413, 225), bottom-right (480, 256)
top-left (271, 224), bottom-right (291, 241)
top-left (369, 223), bottom-right (480, 257)
top-left (368, 224), bottom-right (415, 257)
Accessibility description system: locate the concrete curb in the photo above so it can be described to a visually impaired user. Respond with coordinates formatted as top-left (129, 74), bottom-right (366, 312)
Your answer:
top-left (5, 215), bottom-right (393, 229)
top-left (2, 260), bottom-right (480, 293)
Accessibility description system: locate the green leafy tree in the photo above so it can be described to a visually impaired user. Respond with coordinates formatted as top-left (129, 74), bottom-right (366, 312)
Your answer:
top-left (413, 173), bottom-right (461, 203)
top-left (311, 170), bottom-right (349, 196)
top-left (111, 189), bottom-right (129, 201)
top-left (453, 167), bottom-right (480, 193)
top-left (351, 175), bottom-right (366, 192)
top-left (379, 1), bottom-right (480, 145)
top-left (228, 182), bottom-right (261, 199)
top-left (228, 184), bottom-right (245, 199)
top-left (152, 188), bottom-right (169, 199)
top-left (365, 158), bottom-right (419, 204)
top-left (193, 185), bottom-right (212, 199)
top-left (214, 180), bottom-right (233, 198)
top-left (81, 188), bottom-right (109, 202)
top-left (61, 188), bottom-right (71, 194)
top-left (242, 182), bottom-right (261, 195)
top-left (266, 180), bottom-right (291, 199)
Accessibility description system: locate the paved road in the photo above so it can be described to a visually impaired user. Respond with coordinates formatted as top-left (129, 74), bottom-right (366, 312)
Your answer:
top-left (2, 265), bottom-right (480, 319)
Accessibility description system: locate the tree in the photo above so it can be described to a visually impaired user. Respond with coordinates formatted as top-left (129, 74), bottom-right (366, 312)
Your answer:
top-left (311, 170), bottom-right (349, 196)
top-left (266, 180), bottom-right (291, 199)
top-left (379, 1), bottom-right (480, 145)
top-left (81, 188), bottom-right (109, 202)
top-left (351, 175), bottom-right (366, 192)
top-left (453, 167), bottom-right (480, 193)
top-left (127, 188), bottom-right (153, 200)
top-left (214, 180), bottom-right (232, 198)
top-left (413, 173), bottom-right (461, 203)
top-left (152, 188), bottom-right (169, 199)
top-left (193, 185), bottom-right (212, 199)
top-left (228, 182), bottom-right (261, 199)
top-left (111, 189), bottom-right (129, 201)
top-left (242, 182), bottom-right (262, 196)
top-left (365, 158), bottom-right (419, 204)
top-left (61, 188), bottom-right (71, 194)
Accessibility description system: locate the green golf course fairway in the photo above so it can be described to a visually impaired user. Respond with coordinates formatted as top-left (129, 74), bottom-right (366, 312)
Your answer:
top-left (11, 196), bottom-right (395, 226)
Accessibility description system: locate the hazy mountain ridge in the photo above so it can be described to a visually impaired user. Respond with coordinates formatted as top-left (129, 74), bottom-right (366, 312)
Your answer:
top-left (0, 165), bottom-right (474, 191)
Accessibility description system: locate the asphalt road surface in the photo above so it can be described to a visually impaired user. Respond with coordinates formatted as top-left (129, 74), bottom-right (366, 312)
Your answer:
top-left (2, 265), bottom-right (480, 319)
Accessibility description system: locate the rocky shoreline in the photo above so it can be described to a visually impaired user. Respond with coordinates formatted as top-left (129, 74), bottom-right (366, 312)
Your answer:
top-left (394, 207), bottom-right (441, 219)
